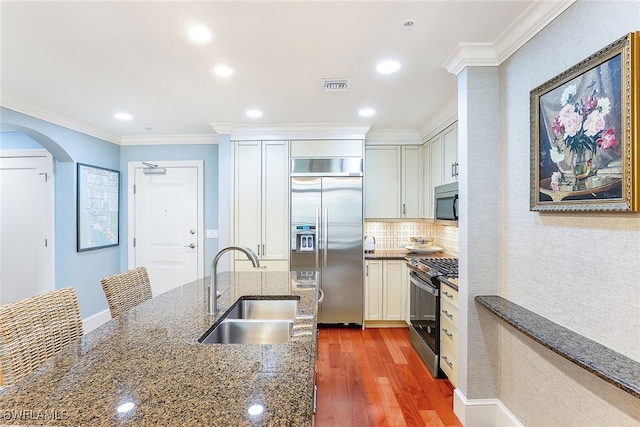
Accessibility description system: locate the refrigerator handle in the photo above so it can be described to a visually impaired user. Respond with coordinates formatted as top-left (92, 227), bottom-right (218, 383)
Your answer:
top-left (323, 206), bottom-right (328, 268)
top-left (315, 206), bottom-right (320, 269)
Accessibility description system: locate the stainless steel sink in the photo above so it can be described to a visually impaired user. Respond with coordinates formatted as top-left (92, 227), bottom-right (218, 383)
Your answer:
top-left (224, 298), bottom-right (298, 320)
top-left (200, 319), bottom-right (294, 344)
top-left (199, 296), bottom-right (300, 345)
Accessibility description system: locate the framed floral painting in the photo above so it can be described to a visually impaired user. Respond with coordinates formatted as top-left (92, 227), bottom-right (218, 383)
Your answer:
top-left (530, 32), bottom-right (639, 212)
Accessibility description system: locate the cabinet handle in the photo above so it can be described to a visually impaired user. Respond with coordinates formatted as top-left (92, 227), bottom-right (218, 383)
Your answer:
top-left (257, 245), bottom-right (260, 256)
top-left (455, 162), bottom-right (459, 177)
top-left (262, 244), bottom-right (265, 256)
top-left (442, 291), bottom-right (453, 300)
top-left (442, 355), bottom-right (453, 368)
top-left (442, 328), bottom-right (453, 339)
top-left (443, 309), bottom-right (453, 320)
top-left (365, 265), bottom-right (369, 276)
top-left (402, 203), bottom-right (406, 215)
top-left (451, 163), bottom-right (455, 178)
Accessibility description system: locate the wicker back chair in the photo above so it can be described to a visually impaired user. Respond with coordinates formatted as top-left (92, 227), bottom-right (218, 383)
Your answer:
top-left (0, 287), bottom-right (83, 387)
top-left (100, 267), bottom-right (153, 318)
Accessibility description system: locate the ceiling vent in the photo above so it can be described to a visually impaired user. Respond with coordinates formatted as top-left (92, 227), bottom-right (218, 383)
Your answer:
top-left (323, 79), bottom-right (350, 92)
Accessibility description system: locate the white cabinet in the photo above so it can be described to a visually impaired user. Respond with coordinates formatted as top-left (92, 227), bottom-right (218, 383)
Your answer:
top-left (233, 140), bottom-right (289, 271)
top-left (365, 260), bottom-right (407, 322)
top-left (430, 123), bottom-right (458, 186)
top-left (439, 281), bottom-right (459, 387)
top-left (365, 145), bottom-right (420, 218)
top-left (419, 142), bottom-right (432, 219)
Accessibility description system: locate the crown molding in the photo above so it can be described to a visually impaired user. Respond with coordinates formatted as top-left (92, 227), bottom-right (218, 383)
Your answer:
top-left (442, 0), bottom-right (575, 75)
top-left (1, 93), bottom-right (120, 144)
top-left (365, 129), bottom-right (422, 146)
top-left (210, 123), bottom-right (373, 141)
top-left (120, 134), bottom-right (218, 146)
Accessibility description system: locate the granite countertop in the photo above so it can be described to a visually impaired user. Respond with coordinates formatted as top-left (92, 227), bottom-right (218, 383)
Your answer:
top-left (476, 295), bottom-right (640, 399)
top-left (0, 271), bottom-right (319, 426)
top-left (364, 249), bottom-right (409, 260)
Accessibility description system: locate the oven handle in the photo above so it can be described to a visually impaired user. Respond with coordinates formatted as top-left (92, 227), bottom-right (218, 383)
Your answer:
top-left (409, 273), bottom-right (439, 296)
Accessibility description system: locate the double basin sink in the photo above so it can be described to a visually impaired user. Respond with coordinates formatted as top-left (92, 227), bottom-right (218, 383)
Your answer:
top-left (199, 296), bottom-right (301, 345)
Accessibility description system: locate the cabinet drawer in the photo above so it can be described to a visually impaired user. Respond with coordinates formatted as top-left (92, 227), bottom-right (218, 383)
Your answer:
top-left (440, 282), bottom-right (458, 308)
top-left (440, 299), bottom-right (458, 326)
top-left (440, 346), bottom-right (458, 387)
top-left (440, 316), bottom-right (459, 355)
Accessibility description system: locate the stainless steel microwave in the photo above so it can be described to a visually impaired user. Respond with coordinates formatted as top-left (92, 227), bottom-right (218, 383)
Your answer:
top-left (434, 182), bottom-right (458, 225)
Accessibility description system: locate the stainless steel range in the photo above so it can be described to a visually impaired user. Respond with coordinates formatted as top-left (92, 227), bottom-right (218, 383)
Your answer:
top-left (406, 256), bottom-right (458, 378)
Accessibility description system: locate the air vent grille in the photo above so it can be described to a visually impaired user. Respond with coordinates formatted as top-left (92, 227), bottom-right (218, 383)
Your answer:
top-left (323, 79), bottom-right (350, 92)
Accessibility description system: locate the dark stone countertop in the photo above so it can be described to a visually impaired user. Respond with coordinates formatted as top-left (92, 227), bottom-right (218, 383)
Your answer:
top-left (364, 249), bottom-right (409, 260)
top-left (0, 271), bottom-right (319, 426)
top-left (476, 295), bottom-right (640, 399)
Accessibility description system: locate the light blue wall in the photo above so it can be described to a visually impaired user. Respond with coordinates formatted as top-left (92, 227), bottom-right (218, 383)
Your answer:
top-left (1, 107), bottom-right (121, 319)
top-left (119, 144), bottom-right (219, 272)
top-left (2, 109), bottom-right (222, 319)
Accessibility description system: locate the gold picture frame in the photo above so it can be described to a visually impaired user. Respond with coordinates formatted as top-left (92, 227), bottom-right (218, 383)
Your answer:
top-left (530, 32), bottom-right (639, 212)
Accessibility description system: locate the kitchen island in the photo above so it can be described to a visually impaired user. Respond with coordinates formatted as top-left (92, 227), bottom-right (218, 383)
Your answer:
top-left (0, 271), bottom-right (319, 426)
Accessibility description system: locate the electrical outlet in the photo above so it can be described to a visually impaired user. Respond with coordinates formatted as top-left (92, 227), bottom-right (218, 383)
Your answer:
top-left (206, 229), bottom-right (219, 239)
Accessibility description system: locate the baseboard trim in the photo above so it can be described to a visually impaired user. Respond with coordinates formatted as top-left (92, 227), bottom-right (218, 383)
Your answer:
top-left (82, 309), bottom-right (111, 335)
top-left (363, 320), bottom-right (408, 328)
top-left (454, 389), bottom-right (523, 427)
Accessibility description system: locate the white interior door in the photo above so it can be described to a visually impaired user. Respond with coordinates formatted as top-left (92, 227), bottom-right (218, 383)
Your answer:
top-left (129, 161), bottom-right (203, 296)
top-left (0, 150), bottom-right (54, 304)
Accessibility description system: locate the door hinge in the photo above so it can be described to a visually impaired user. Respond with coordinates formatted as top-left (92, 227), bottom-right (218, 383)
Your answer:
top-left (133, 238), bottom-right (136, 247)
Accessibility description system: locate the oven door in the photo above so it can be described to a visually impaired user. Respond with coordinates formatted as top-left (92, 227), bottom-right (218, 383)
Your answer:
top-left (409, 271), bottom-right (439, 354)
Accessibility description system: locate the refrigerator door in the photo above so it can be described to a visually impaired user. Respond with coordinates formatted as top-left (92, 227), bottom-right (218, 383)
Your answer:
top-left (290, 177), bottom-right (321, 271)
top-left (320, 176), bottom-right (363, 324)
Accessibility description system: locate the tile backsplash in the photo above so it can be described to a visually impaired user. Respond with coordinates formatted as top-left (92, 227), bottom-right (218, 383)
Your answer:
top-left (364, 220), bottom-right (458, 256)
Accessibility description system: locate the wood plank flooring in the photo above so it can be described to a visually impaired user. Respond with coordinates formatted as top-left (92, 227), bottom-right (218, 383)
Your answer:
top-left (315, 327), bottom-right (463, 427)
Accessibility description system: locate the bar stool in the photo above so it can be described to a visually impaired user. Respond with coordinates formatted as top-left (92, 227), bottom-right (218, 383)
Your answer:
top-left (100, 267), bottom-right (152, 318)
top-left (0, 287), bottom-right (83, 387)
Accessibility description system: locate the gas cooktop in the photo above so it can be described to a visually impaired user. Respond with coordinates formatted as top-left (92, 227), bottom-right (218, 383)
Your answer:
top-left (408, 257), bottom-right (458, 278)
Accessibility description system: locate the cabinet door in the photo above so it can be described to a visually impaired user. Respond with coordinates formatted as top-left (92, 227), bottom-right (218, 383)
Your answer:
top-left (442, 123), bottom-right (458, 184)
top-left (235, 141), bottom-right (262, 258)
top-left (364, 260), bottom-right (382, 320)
top-left (419, 142), bottom-right (432, 219)
top-left (262, 140), bottom-right (289, 260)
top-left (401, 146), bottom-right (420, 218)
top-left (429, 134), bottom-right (443, 190)
top-left (365, 146), bottom-right (401, 218)
top-left (382, 260), bottom-right (405, 320)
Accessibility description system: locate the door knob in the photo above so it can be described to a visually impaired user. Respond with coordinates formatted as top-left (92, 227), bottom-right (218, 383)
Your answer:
top-left (184, 243), bottom-right (196, 249)
top-left (189, 229), bottom-right (195, 235)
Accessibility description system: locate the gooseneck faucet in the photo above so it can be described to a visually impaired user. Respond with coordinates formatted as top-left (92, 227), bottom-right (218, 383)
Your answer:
top-left (209, 245), bottom-right (260, 314)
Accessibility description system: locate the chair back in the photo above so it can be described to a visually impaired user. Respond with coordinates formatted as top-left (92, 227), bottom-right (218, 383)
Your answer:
top-left (0, 287), bottom-right (83, 387)
top-left (101, 267), bottom-right (152, 318)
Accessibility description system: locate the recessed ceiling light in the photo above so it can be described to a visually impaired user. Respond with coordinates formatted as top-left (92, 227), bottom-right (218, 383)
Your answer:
top-left (116, 402), bottom-right (135, 413)
top-left (377, 60), bottom-right (401, 74)
top-left (114, 112), bottom-right (133, 121)
top-left (246, 109), bottom-right (263, 118)
top-left (213, 65), bottom-right (233, 77)
top-left (187, 24), bottom-right (212, 43)
top-left (358, 108), bottom-right (375, 117)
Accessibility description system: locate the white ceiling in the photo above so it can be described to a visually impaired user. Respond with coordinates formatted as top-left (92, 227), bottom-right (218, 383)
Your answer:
top-left (1, 1), bottom-right (569, 143)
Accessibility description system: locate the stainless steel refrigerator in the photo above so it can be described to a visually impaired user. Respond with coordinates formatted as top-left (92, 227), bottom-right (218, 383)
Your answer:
top-left (290, 159), bottom-right (363, 326)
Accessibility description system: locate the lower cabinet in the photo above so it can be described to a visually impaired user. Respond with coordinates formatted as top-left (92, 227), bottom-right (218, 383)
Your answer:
top-left (364, 260), bottom-right (407, 322)
top-left (439, 281), bottom-right (459, 387)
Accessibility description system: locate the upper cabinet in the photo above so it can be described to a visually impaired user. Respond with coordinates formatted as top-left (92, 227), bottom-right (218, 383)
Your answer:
top-left (431, 122), bottom-right (458, 186)
top-left (233, 140), bottom-right (289, 271)
top-left (365, 145), bottom-right (420, 219)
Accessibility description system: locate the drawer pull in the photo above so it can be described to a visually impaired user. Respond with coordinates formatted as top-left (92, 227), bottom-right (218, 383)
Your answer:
top-left (442, 309), bottom-right (453, 320)
top-left (442, 291), bottom-right (454, 300)
top-left (442, 328), bottom-right (453, 339)
top-left (442, 355), bottom-right (453, 368)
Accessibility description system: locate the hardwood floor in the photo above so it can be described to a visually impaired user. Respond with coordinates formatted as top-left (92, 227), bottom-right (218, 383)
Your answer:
top-left (315, 327), bottom-right (463, 427)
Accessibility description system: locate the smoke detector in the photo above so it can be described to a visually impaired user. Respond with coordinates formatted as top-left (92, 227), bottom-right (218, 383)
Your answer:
top-left (322, 79), bottom-right (350, 92)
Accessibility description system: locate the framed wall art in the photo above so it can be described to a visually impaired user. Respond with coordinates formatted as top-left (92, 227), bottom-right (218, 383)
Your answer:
top-left (530, 31), bottom-right (639, 212)
top-left (77, 163), bottom-right (120, 251)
